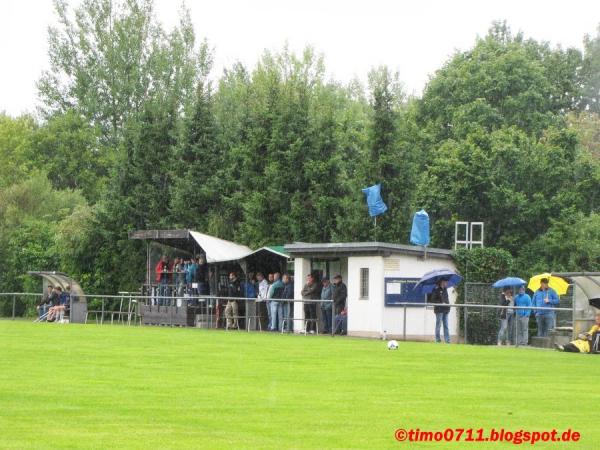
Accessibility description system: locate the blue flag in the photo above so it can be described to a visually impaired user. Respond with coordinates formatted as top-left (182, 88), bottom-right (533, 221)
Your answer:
top-left (410, 209), bottom-right (430, 246)
top-left (361, 183), bottom-right (388, 217)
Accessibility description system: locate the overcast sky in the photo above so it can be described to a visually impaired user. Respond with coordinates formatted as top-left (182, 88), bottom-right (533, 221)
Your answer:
top-left (1, 0), bottom-right (600, 117)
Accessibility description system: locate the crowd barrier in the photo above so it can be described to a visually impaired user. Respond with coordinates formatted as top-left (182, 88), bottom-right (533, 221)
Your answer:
top-left (0, 292), bottom-right (575, 345)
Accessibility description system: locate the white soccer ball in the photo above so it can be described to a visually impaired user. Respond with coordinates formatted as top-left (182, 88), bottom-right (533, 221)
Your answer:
top-left (387, 340), bottom-right (399, 350)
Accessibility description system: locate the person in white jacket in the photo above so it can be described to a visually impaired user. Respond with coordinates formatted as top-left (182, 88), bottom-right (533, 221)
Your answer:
top-left (256, 272), bottom-right (269, 328)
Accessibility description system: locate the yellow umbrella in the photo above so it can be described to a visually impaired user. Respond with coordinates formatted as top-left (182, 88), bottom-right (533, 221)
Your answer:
top-left (527, 273), bottom-right (569, 295)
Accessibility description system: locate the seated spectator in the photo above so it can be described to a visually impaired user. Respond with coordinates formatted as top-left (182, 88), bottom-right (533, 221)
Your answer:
top-left (37, 285), bottom-right (54, 319)
top-left (46, 286), bottom-right (67, 322)
top-left (334, 307), bottom-right (347, 335)
top-left (555, 313), bottom-right (600, 353)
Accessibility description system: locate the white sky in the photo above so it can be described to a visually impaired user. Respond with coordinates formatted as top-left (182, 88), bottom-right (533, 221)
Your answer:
top-left (1, 0), bottom-right (600, 117)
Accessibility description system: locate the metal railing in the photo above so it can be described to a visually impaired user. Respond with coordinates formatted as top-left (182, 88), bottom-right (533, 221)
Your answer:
top-left (0, 292), bottom-right (338, 334)
top-left (0, 292), bottom-right (575, 345)
top-left (395, 302), bottom-right (573, 346)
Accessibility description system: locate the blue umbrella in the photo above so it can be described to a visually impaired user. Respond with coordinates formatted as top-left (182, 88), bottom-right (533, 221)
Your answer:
top-left (492, 277), bottom-right (526, 288)
top-left (413, 269), bottom-right (463, 295)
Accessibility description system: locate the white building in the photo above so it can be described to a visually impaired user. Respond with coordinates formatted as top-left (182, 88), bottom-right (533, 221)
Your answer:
top-left (284, 242), bottom-right (459, 341)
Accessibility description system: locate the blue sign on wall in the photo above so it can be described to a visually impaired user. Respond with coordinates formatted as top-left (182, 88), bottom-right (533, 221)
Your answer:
top-left (384, 277), bottom-right (426, 307)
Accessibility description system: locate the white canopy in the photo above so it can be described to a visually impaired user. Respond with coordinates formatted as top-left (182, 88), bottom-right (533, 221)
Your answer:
top-left (189, 231), bottom-right (253, 263)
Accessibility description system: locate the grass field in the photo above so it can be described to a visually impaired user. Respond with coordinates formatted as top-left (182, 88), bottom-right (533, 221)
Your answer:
top-left (0, 321), bottom-right (597, 449)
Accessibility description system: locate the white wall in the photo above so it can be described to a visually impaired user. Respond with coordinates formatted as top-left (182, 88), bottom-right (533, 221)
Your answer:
top-left (293, 257), bottom-right (311, 332)
top-left (347, 254), bottom-right (458, 341)
top-left (292, 252), bottom-right (459, 341)
top-left (347, 256), bottom-right (385, 336)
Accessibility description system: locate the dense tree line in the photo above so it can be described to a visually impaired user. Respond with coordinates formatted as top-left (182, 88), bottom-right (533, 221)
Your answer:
top-left (2, 0), bottom-right (600, 293)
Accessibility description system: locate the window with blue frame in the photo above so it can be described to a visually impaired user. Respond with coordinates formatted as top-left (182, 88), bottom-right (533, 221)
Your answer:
top-left (384, 277), bottom-right (426, 306)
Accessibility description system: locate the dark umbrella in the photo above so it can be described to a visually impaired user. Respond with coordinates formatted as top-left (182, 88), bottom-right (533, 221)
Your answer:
top-left (492, 277), bottom-right (526, 288)
top-left (589, 298), bottom-right (600, 310)
top-left (413, 269), bottom-right (462, 295)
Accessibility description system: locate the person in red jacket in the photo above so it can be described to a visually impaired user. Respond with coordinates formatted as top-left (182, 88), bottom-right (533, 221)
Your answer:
top-left (155, 256), bottom-right (169, 301)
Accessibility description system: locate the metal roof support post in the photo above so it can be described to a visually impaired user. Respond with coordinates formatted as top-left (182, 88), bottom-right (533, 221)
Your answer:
top-left (146, 242), bottom-right (151, 288)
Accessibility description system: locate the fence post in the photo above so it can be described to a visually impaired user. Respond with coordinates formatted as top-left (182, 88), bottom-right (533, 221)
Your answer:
top-left (331, 300), bottom-right (334, 337)
top-left (513, 311), bottom-right (518, 348)
top-left (463, 305), bottom-right (468, 344)
top-left (101, 298), bottom-right (105, 325)
top-left (12, 295), bottom-right (16, 320)
top-left (403, 305), bottom-right (407, 341)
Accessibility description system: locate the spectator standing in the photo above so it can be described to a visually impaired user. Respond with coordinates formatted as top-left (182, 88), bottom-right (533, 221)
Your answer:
top-left (320, 277), bottom-right (333, 333)
top-left (301, 273), bottom-right (321, 333)
top-left (332, 275), bottom-right (347, 316)
top-left (268, 273), bottom-right (284, 331)
top-left (428, 279), bottom-right (451, 343)
top-left (225, 272), bottom-right (242, 329)
top-left (532, 278), bottom-right (560, 337)
top-left (155, 256), bottom-right (169, 299)
top-left (265, 273), bottom-right (275, 326)
top-left (187, 258), bottom-right (198, 296)
top-left (174, 258), bottom-right (185, 296)
top-left (281, 274), bottom-right (294, 332)
top-left (256, 272), bottom-right (269, 327)
top-left (243, 272), bottom-right (257, 299)
top-left (497, 288), bottom-right (514, 346)
top-left (196, 255), bottom-right (209, 295)
top-left (514, 286), bottom-right (532, 345)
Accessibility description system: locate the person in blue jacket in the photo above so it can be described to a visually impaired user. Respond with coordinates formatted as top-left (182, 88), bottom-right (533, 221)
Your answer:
top-left (531, 278), bottom-right (559, 337)
top-left (514, 285), bottom-right (532, 345)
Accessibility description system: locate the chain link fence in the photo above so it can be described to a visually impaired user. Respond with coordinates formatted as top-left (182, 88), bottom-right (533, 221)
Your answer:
top-left (463, 282), bottom-right (574, 346)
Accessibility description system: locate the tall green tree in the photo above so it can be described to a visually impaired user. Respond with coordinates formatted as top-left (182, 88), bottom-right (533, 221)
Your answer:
top-left (171, 82), bottom-right (221, 230)
top-left (0, 114), bottom-right (37, 189)
top-left (32, 110), bottom-right (108, 202)
top-left (38, 0), bottom-right (211, 146)
top-left (417, 22), bottom-right (582, 143)
top-left (582, 24), bottom-right (600, 113)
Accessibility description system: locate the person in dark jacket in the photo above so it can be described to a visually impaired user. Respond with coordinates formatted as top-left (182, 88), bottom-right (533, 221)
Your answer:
top-left (37, 285), bottom-right (54, 319)
top-left (301, 273), bottom-right (321, 333)
top-left (281, 274), bottom-right (294, 332)
top-left (428, 279), bottom-right (451, 343)
top-left (332, 275), bottom-right (347, 315)
top-left (497, 288), bottom-right (514, 345)
top-left (225, 272), bottom-right (242, 329)
top-left (196, 255), bottom-right (209, 295)
top-left (320, 277), bottom-right (333, 333)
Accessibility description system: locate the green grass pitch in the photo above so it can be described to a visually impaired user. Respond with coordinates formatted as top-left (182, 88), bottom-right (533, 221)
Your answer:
top-left (0, 321), bottom-right (597, 449)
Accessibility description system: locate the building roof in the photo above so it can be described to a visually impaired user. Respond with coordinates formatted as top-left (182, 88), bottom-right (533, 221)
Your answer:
top-left (284, 241), bottom-right (453, 259)
top-left (28, 271), bottom-right (87, 303)
top-left (128, 229), bottom-right (289, 263)
top-left (554, 272), bottom-right (600, 300)
top-left (188, 231), bottom-right (252, 263)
